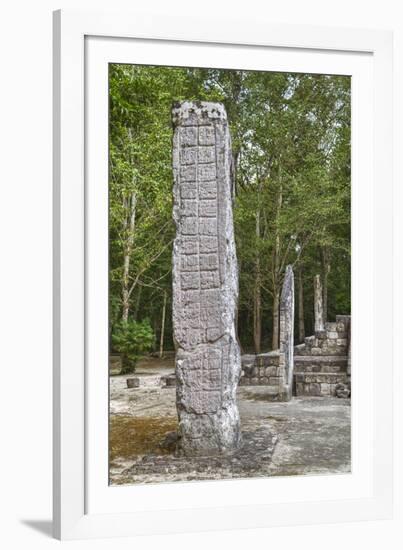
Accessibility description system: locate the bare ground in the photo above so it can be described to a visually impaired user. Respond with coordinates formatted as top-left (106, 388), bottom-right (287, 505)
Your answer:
top-left (109, 358), bottom-right (350, 485)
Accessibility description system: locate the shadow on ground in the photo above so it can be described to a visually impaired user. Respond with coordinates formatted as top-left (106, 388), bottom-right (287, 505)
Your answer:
top-left (21, 519), bottom-right (53, 538)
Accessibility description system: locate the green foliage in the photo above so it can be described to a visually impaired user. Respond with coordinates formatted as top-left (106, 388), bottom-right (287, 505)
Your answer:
top-left (112, 319), bottom-right (154, 373)
top-left (109, 64), bottom-right (351, 353)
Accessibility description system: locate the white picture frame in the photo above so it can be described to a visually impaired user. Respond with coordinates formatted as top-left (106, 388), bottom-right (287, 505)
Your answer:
top-left (53, 9), bottom-right (393, 540)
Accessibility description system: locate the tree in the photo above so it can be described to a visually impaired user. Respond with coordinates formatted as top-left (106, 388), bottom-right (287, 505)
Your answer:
top-left (108, 65), bottom-right (351, 356)
top-left (112, 319), bottom-right (154, 373)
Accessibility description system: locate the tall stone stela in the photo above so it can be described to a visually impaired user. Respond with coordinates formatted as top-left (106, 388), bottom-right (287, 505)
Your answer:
top-left (279, 265), bottom-right (295, 401)
top-left (314, 274), bottom-right (325, 332)
top-left (172, 101), bottom-right (241, 456)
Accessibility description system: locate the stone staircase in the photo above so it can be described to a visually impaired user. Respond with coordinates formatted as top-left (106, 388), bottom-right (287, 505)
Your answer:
top-left (293, 316), bottom-right (350, 397)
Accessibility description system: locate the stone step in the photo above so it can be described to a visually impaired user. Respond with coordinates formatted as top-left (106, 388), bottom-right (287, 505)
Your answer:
top-left (295, 355), bottom-right (348, 363)
top-left (294, 371), bottom-right (348, 397)
top-left (294, 365), bottom-right (343, 373)
top-left (304, 335), bottom-right (315, 346)
top-left (294, 372), bottom-right (347, 383)
top-left (294, 355), bottom-right (348, 373)
top-left (294, 343), bottom-right (306, 353)
top-left (295, 348), bottom-right (347, 357)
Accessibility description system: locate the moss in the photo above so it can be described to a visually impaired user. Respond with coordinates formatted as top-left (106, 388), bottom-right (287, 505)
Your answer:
top-left (109, 414), bottom-right (178, 462)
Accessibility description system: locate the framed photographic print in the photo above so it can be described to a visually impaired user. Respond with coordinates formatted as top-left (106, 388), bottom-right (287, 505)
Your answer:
top-left (53, 9), bottom-right (393, 540)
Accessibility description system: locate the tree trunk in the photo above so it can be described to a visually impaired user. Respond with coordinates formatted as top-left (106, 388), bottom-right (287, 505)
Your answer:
top-left (159, 291), bottom-right (167, 358)
top-left (253, 277), bottom-right (261, 353)
top-left (314, 274), bottom-right (325, 332)
top-left (253, 209), bottom-right (261, 353)
top-left (133, 285), bottom-right (142, 321)
top-left (298, 268), bottom-right (305, 343)
top-left (231, 148), bottom-right (241, 197)
top-left (121, 192), bottom-right (136, 322)
top-left (272, 289), bottom-right (280, 350)
top-left (271, 182), bottom-right (283, 350)
top-left (321, 246), bottom-right (330, 323)
top-left (323, 271), bottom-right (328, 323)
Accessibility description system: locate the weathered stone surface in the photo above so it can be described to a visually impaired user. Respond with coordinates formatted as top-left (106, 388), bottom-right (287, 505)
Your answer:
top-left (335, 382), bottom-right (351, 398)
top-left (238, 269), bottom-right (294, 402)
top-left (126, 377), bottom-right (140, 389)
top-left (172, 101), bottom-right (241, 456)
top-left (292, 313), bottom-right (351, 397)
top-left (279, 265), bottom-right (295, 400)
top-left (314, 274), bottom-right (325, 332)
top-left (338, 315), bottom-right (352, 377)
top-left (109, 377), bottom-right (351, 484)
top-left (161, 373), bottom-right (176, 388)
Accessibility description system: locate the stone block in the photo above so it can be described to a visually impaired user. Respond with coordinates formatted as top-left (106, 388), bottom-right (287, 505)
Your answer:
top-left (327, 331), bottom-right (338, 339)
top-left (265, 366), bottom-right (277, 377)
top-left (126, 377), bottom-right (140, 388)
top-left (326, 322), bottom-right (338, 331)
top-left (309, 383), bottom-right (321, 396)
top-left (337, 338), bottom-right (348, 346)
top-left (296, 382), bottom-right (305, 395)
top-left (320, 383), bottom-right (331, 395)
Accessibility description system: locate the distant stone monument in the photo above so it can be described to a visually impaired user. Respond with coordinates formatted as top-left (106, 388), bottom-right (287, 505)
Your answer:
top-left (172, 101), bottom-right (241, 456)
top-left (279, 265), bottom-right (294, 401)
top-left (314, 274), bottom-right (324, 332)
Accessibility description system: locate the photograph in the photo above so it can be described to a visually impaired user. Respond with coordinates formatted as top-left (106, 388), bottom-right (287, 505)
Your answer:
top-left (108, 63), bottom-right (352, 485)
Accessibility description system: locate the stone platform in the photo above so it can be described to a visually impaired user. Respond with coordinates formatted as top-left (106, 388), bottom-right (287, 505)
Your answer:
top-left (294, 355), bottom-right (348, 396)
